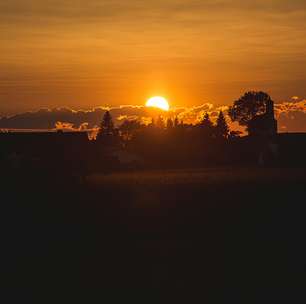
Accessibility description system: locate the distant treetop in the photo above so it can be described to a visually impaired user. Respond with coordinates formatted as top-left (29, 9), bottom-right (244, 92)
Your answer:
top-left (228, 91), bottom-right (271, 127)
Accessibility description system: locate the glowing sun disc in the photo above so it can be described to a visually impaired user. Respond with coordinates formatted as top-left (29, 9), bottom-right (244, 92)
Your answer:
top-left (146, 96), bottom-right (169, 111)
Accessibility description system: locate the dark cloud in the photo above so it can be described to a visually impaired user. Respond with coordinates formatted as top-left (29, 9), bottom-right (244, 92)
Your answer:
top-left (275, 99), bottom-right (306, 132)
top-left (1, 99), bottom-right (306, 133)
top-left (0, 104), bottom-right (218, 130)
top-left (0, 107), bottom-right (104, 130)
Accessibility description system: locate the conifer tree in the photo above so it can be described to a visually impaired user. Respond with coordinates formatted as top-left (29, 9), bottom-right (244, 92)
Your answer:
top-left (200, 113), bottom-right (214, 137)
top-left (156, 115), bottom-right (165, 129)
top-left (174, 117), bottom-right (179, 128)
top-left (97, 111), bottom-right (114, 139)
top-left (216, 111), bottom-right (229, 138)
top-left (166, 118), bottom-right (174, 129)
top-left (200, 113), bottom-right (213, 128)
top-left (149, 118), bottom-right (155, 128)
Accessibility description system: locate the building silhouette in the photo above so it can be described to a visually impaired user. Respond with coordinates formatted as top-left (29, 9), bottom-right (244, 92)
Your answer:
top-left (248, 98), bottom-right (278, 137)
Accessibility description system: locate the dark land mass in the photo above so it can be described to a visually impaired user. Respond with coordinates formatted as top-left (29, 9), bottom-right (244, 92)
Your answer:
top-left (1, 168), bottom-right (306, 303)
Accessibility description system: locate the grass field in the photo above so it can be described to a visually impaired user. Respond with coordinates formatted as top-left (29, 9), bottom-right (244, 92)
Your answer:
top-left (88, 167), bottom-right (306, 186)
top-left (2, 167), bottom-right (306, 302)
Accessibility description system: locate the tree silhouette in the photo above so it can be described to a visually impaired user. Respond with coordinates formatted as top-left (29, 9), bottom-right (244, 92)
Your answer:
top-left (174, 117), bottom-right (179, 128)
top-left (215, 111), bottom-right (229, 138)
top-left (119, 119), bottom-right (142, 141)
top-left (200, 113), bottom-right (213, 128)
top-left (199, 113), bottom-right (214, 138)
top-left (228, 91), bottom-right (270, 128)
top-left (97, 111), bottom-right (115, 140)
top-left (148, 118), bottom-right (155, 128)
top-left (156, 116), bottom-right (165, 129)
top-left (166, 118), bottom-right (174, 129)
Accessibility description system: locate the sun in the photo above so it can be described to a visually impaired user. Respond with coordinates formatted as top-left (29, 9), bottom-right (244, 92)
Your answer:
top-left (146, 96), bottom-right (169, 111)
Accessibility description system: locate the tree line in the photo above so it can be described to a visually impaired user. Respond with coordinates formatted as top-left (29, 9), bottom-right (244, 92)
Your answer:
top-left (96, 90), bottom-right (273, 144)
top-left (92, 91), bottom-right (274, 168)
top-left (97, 109), bottom-right (231, 142)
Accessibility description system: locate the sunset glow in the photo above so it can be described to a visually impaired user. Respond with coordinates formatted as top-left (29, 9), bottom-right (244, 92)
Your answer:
top-left (146, 97), bottom-right (170, 111)
top-left (0, 1), bottom-right (306, 132)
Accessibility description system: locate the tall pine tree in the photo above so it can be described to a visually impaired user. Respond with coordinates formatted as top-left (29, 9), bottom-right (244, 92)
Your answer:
top-left (200, 112), bottom-right (214, 138)
top-left (97, 111), bottom-right (115, 140)
top-left (156, 115), bottom-right (165, 129)
top-left (216, 111), bottom-right (229, 138)
top-left (166, 118), bottom-right (174, 129)
top-left (174, 117), bottom-right (179, 128)
top-left (200, 113), bottom-right (213, 128)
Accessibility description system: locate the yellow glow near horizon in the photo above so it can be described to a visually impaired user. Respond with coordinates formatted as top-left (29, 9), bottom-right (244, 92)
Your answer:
top-left (146, 96), bottom-right (169, 111)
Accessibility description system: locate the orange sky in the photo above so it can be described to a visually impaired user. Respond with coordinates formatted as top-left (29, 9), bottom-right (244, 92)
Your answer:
top-left (1, 0), bottom-right (306, 114)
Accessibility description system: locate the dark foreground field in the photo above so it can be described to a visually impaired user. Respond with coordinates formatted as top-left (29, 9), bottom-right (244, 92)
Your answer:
top-left (2, 168), bottom-right (306, 303)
